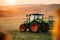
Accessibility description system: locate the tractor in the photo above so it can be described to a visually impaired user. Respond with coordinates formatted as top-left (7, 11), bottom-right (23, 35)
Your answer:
top-left (19, 13), bottom-right (49, 33)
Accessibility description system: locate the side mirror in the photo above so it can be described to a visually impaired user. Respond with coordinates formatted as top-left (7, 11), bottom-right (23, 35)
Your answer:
top-left (26, 14), bottom-right (29, 17)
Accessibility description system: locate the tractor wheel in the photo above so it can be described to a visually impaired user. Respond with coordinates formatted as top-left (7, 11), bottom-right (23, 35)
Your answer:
top-left (30, 22), bottom-right (39, 33)
top-left (19, 24), bottom-right (26, 32)
top-left (41, 24), bottom-right (48, 32)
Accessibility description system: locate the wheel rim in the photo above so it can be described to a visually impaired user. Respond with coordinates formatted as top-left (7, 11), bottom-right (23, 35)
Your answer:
top-left (43, 25), bottom-right (46, 30)
top-left (20, 25), bottom-right (25, 32)
top-left (31, 23), bottom-right (38, 32)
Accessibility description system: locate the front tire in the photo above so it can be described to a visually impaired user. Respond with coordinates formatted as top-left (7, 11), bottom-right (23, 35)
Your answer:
top-left (19, 24), bottom-right (26, 32)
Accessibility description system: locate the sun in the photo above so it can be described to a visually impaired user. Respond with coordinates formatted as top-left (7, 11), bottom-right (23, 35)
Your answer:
top-left (5, 0), bottom-right (16, 5)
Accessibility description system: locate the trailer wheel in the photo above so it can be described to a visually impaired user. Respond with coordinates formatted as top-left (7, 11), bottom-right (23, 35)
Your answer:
top-left (41, 24), bottom-right (48, 32)
top-left (19, 24), bottom-right (26, 32)
top-left (30, 22), bottom-right (39, 33)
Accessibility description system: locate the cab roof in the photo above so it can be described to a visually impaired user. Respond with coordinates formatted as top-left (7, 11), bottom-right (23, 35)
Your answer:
top-left (29, 13), bottom-right (43, 16)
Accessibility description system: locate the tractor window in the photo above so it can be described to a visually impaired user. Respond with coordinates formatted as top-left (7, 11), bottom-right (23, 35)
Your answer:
top-left (30, 15), bottom-right (43, 22)
top-left (30, 15), bottom-right (34, 22)
top-left (39, 15), bottom-right (43, 20)
top-left (35, 16), bottom-right (39, 20)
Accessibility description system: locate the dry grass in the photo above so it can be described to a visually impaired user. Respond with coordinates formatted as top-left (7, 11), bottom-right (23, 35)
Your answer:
top-left (0, 17), bottom-right (51, 40)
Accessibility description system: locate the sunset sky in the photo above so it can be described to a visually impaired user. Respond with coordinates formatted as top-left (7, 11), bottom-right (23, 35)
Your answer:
top-left (0, 0), bottom-right (60, 6)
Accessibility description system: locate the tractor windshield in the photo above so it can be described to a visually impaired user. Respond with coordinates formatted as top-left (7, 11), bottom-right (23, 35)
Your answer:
top-left (30, 15), bottom-right (43, 22)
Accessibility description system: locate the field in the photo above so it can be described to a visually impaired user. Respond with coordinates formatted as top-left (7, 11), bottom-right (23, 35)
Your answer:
top-left (0, 17), bottom-right (51, 40)
top-left (8, 30), bottom-right (51, 40)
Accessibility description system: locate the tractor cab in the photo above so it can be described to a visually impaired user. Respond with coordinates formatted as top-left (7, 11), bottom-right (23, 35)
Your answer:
top-left (25, 13), bottom-right (44, 23)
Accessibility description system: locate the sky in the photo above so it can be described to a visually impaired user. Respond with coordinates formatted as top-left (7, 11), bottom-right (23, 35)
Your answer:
top-left (0, 0), bottom-right (60, 6)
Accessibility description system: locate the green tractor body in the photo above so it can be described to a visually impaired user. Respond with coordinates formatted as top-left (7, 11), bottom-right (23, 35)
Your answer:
top-left (19, 13), bottom-right (49, 33)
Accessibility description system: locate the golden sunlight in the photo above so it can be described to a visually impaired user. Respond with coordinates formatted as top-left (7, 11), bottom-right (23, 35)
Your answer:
top-left (5, 0), bottom-right (16, 5)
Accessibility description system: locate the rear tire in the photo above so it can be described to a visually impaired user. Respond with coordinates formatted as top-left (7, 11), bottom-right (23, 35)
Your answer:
top-left (40, 24), bottom-right (49, 32)
top-left (30, 22), bottom-right (39, 33)
top-left (19, 24), bottom-right (26, 32)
